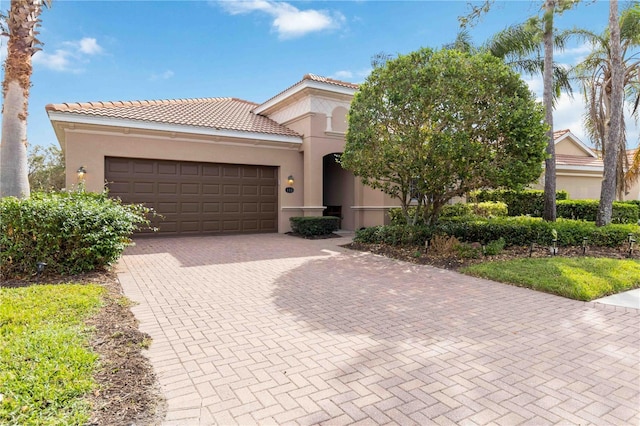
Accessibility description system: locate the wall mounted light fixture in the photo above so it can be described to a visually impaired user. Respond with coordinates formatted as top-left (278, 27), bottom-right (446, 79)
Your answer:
top-left (287, 175), bottom-right (294, 185)
top-left (77, 166), bottom-right (87, 180)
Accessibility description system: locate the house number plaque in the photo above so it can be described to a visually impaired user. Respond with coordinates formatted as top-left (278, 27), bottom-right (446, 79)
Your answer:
top-left (285, 187), bottom-right (294, 193)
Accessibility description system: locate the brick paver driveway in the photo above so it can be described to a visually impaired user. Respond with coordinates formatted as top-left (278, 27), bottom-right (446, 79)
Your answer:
top-left (118, 234), bottom-right (640, 425)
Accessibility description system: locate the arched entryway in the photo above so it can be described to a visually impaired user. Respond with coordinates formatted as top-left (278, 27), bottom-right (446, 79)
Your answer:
top-left (322, 153), bottom-right (355, 230)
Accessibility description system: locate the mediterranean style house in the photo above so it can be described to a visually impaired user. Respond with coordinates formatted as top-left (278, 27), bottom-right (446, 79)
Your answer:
top-left (530, 129), bottom-right (640, 201)
top-left (47, 74), bottom-right (397, 235)
top-left (47, 75), bottom-right (639, 236)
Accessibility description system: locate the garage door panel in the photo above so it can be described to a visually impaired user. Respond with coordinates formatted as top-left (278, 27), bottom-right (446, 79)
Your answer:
top-left (133, 182), bottom-right (155, 194)
top-left (261, 186), bottom-right (276, 196)
top-left (180, 202), bottom-right (200, 213)
top-left (223, 166), bottom-right (240, 178)
top-left (243, 185), bottom-right (258, 196)
top-left (180, 183), bottom-right (200, 194)
top-left (158, 163), bottom-right (178, 175)
top-left (107, 159), bottom-right (131, 174)
top-left (158, 183), bottom-right (178, 194)
top-left (203, 184), bottom-right (220, 195)
top-left (223, 220), bottom-right (240, 231)
top-left (242, 203), bottom-right (258, 213)
top-left (133, 162), bottom-right (154, 174)
top-left (261, 203), bottom-right (276, 213)
top-left (180, 163), bottom-right (199, 176)
top-left (157, 202), bottom-right (178, 213)
top-left (223, 202), bottom-right (240, 213)
top-left (223, 184), bottom-right (240, 195)
top-left (203, 202), bottom-right (220, 213)
top-left (105, 157), bottom-right (277, 235)
top-left (203, 165), bottom-right (220, 176)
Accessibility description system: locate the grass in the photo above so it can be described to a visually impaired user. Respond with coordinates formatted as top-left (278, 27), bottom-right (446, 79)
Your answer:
top-left (461, 257), bottom-right (640, 301)
top-left (0, 284), bottom-right (104, 425)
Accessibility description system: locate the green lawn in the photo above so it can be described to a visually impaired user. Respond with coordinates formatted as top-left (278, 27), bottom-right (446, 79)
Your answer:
top-left (0, 284), bottom-right (104, 425)
top-left (461, 257), bottom-right (640, 301)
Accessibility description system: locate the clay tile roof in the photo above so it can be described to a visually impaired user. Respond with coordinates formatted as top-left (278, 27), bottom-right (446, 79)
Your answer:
top-left (256, 74), bottom-right (359, 111)
top-left (46, 97), bottom-right (301, 137)
top-left (302, 73), bottom-right (359, 90)
top-left (553, 129), bottom-right (570, 140)
top-left (555, 154), bottom-right (603, 168)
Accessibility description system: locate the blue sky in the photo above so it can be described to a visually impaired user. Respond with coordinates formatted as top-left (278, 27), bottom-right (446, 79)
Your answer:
top-left (2, 0), bottom-right (637, 150)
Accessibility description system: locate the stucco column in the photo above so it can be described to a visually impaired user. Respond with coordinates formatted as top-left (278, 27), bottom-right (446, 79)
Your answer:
top-left (325, 115), bottom-right (332, 132)
top-left (302, 146), bottom-right (325, 217)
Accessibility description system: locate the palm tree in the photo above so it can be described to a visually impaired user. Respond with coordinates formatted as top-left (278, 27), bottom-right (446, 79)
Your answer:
top-left (0, 0), bottom-right (50, 198)
top-left (571, 3), bottom-right (640, 203)
top-left (597, 0), bottom-right (623, 226)
top-left (483, 0), bottom-right (578, 222)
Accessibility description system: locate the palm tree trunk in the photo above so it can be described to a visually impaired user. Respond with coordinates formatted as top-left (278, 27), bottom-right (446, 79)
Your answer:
top-left (597, 0), bottom-right (623, 226)
top-left (0, 0), bottom-right (47, 199)
top-left (542, 0), bottom-right (556, 222)
top-left (0, 80), bottom-right (30, 197)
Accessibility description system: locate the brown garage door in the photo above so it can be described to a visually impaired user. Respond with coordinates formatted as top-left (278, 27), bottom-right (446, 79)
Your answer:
top-left (105, 157), bottom-right (278, 235)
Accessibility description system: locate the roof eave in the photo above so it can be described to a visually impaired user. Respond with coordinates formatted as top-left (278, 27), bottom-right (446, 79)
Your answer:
top-left (47, 111), bottom-right (303, 145)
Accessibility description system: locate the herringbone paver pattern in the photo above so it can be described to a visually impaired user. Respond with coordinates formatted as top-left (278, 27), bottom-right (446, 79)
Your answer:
top-left (118, 234), bottom-right (640, 425)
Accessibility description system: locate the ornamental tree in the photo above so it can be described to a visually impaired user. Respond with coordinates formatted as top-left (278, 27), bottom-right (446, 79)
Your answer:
top-left (341, 48), bottom-right (548, 226)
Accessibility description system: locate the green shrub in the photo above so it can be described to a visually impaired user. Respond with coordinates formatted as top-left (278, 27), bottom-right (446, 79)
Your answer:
top-left (440, 203), bottom-right (472, 218)
top-left (357, 217), bottom-right (638, 248)
top-left (439, 216), bottom-right (639, 247)
top-left (556, 199), bottom-right (639, 224)
top-left (484, 237), bottom-right (506, 255)
top-left (0, 190), bottom-right (152, 278)
top-left (470, 189), bottom-right (569, 217)
top-left (354, 224), bottom-right (434, 246)
top-left (472, 201), bottom-right (508, 218)
top-left (289, 216), bottom-right (339, 237)
top-left (387, 206), bottom-right (428, 225)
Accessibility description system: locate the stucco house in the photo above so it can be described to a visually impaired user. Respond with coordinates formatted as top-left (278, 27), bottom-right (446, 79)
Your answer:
top-left (47, 76), bottom-right (639, 236)
top-left (47, 74), bottom-right (398, 235)
top-left (531, 129), bottom-right (640, 201)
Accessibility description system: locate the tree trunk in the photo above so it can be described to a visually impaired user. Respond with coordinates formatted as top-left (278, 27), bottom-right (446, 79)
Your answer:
top-left (597, 0), bottom-right (622, 226)
top-left (0, 0), bottom-right (46, 199)
top-left (542, 0), bottom-right (556, 222)
top-left (0, 81), bottom-right (30, 197)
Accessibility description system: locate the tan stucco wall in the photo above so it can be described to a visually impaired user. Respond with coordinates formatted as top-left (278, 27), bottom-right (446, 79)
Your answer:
top-left (61, 126), bottom-right (304, 233)
top-left (556, 138), bottom-right (590, 156)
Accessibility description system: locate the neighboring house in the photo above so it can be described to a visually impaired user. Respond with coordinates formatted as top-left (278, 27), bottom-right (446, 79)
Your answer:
top-left (531, 129), bottom-right (640, 201)
top-left (47, 74), bottom-right (398, 235)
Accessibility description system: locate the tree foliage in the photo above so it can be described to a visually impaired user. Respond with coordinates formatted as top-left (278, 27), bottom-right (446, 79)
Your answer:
top-left (28, 144), bottom-right (65, 191)
top-left (571, 2), bottom-right (640, 201)
top-left (341, 48), bottom-right (548, 226)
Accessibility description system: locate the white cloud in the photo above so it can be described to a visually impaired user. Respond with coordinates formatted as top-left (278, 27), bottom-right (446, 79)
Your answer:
top-left (219, 0), bottom-right (344, 39)
top-left (33, 49), bottom-right (74, 72)
top-left (78, 37), bottom-right (103, 55)
top-left (331, 70), bottom-right (353, 79)
top-left (150, 70), bottom-right (175, 81)
top-left (330, 68), bottom-right (370, 83)
top-left (34, 37), bottom-right (103, 72)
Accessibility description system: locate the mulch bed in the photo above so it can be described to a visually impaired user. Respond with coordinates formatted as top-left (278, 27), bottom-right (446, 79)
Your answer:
top-left (1, 271), bottom-right (166, 426)
top-left (345, 242), bottom-right (639, 270)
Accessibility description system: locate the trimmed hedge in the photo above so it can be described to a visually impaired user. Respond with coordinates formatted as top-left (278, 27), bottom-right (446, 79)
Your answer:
top-left (390, 201), bottom-right (507, 225)
top-left (557, 200), bottom-right (639, 224)
top-left (355, 216), bottom-right (639, 248)
top-left (0, 190), bottom-right (152, 278)
top-left (470, 189), bottom-right (569, 217)
top-left (289, 216), bottom-right (339, 237)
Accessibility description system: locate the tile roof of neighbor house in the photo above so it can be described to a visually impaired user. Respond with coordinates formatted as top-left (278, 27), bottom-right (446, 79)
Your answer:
top-left (553, 129), bottom-right (571, 140)
top-left (556, 153), bottom-right (603, 168)
top-left (46, 97), bottom-right (301, 137)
